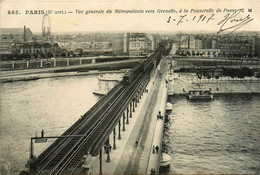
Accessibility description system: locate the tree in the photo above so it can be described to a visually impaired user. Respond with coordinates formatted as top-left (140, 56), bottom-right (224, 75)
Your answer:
top-left (237, 69), bottom-right (245, 81)
top-left (33, 53), bottom-right (38, 59)
top-left (229, 69), bottom-right (236, 82)
top-left (206, 74), bottom-right (211, 83)
top-left (256, 73), bottom-right (260, 82)
top-left (196, 72), bottom-right (203, 83)
top-left (215, 74), bottom-right (220, 83)
top-left (21, 53), bottom-right (30, 59)
top-left (47, 52), bottom-right (53, 58)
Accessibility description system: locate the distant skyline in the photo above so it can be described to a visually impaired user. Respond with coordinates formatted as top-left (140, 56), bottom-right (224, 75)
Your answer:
top-left (1, 1), bottom-right (260, 34)
top-left (1, 29), bottom-right (259, 36)
top-left (29, 30), bottom-right (260, 36)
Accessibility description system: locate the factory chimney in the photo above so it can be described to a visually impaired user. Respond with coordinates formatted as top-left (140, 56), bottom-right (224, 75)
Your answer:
top-left (24, 26), bottom-right (26, 41)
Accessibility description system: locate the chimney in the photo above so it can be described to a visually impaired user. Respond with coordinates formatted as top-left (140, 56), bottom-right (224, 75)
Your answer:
top-left (24, 26), bottom-right (26, 41)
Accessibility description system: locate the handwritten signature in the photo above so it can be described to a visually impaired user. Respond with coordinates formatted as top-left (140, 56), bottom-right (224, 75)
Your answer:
top-left (167, 9), bottom-right (254, 34)
top-left (217, 9), bottom-right (254, 34)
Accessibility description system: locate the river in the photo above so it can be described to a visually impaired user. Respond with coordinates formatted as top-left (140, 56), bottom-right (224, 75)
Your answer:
top-left (164, 94), bottom-right (260, 174)
top-left (1, 75), bottom-right (260, 174)
top-left (0, 75), bottom-right (100, 173)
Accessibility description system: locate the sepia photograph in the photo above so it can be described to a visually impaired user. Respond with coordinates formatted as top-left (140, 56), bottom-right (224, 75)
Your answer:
top-left (0, 0), bottom-right (260, 175)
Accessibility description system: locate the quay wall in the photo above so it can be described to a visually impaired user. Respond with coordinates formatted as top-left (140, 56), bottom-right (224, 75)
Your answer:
top-left (0, 56), bottom-right (144, 70)
top-left (168, 74), bottom-right (260, 95)
top-left (0, 59), bottom-right (139, 83)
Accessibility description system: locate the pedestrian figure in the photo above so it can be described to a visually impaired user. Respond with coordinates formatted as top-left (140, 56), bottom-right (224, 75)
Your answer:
top-left (158, 111), bottom-right (162, 119)
top-left (183, 88), bottom-right (185, 92)
top-left (135, 141), bottom-right (138, 147)
top-left (152, 145), bottom-right (155, 154)
top-left (216, 87), bottom-right (219, 91)
top-left (155, 146), bottom-right (159, 154)
top-left (209, 87), bottom-right (212, 91)
top-left (150, 168), bottom-right (156, 175)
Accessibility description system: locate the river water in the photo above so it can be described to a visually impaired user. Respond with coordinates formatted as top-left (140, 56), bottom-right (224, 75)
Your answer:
top-left (1, 75), bottom-right (260, 174)
top-left (0, 75), bottom-right (100, 173)
top-left (164, 94), bottom-right (260, 174)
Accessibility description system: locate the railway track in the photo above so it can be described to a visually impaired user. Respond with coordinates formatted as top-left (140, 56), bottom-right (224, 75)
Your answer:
top-left (57, 49), bottom-right (163, 175)
top-left (54, 66), bottom-right (152, 175)
top-left (44, 83), bottom-right (130, 175)
top-left (34, 83), bottom-right (125, 174)
top-left (31, 46), bottom-right (165, 175)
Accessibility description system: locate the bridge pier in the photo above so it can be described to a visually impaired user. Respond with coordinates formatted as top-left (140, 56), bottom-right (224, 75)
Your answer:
top-left (129, 104), bottom-right (132, 118)
top-left (99, 149), bottom-right (102, 175)
top-left (138, 90), bottom-right (141, 101)
top-left (139, 88), bottom-right (143, 99)
top-left (126, 107), bottom-right (129, 124)
top-left (132, 99), bottom-right (135, 112)
top-left (118, 120), bottom-right (121, 140)
top-left (113, 128), bottom-right (116, 150)
top-left (104, 139), bottom-right (111, 163)
top-left (122, 113), bottom-right (126, 131)
top-left (139, 90), bottom-right (142, 100)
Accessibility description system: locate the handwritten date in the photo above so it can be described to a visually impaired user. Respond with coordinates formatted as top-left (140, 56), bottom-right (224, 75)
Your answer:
top-left (167, 9), bottom-right (254, 34)
top-left (167, 14), bottom-right (215, 25)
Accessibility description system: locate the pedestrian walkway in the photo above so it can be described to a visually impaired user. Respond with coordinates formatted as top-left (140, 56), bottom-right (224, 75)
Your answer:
top-left (146, 79), bottom-right (168, 174)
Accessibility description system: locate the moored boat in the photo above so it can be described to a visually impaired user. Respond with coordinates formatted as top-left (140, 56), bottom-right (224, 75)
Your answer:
top-left (92, 90), bottom-right (107, 96)
top-left (160, 153), bottom-right (171, 168)
top-left (186, 88), bottom-right (214, 100)
top-left (168, 75), bottom-right (173, 81)
top-left (0, 76), bottom-right (40, 83)
top-left (166, 102), bottom-right (172, 111)
top-left (98, 73), bottom-right (123, 81)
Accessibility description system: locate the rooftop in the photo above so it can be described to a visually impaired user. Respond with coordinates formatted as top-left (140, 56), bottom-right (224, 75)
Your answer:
top-left (0, 28), bottom-right (33, 36)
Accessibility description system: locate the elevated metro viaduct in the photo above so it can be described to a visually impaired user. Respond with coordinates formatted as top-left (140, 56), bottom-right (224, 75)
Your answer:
top-left (25, 43), bottom-right (172, 175)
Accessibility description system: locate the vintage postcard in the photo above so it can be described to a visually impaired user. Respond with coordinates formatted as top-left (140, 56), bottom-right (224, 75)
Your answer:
top-left (0, 0), bottom-right (260, 175)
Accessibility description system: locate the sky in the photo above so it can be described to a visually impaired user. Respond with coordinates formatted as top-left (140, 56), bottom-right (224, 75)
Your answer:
top-left (1, 0), bottom-right (260, 34)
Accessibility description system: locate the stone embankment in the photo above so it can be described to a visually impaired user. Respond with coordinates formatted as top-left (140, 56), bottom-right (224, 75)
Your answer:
top-left (168, 73), bottom-right (260, 95)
